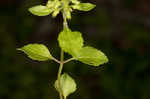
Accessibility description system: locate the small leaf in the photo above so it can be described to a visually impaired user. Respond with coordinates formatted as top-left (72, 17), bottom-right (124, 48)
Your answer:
top-left (58, 28), bottom-right (84, 56)
top-left (62, 0), bottom-right (72, 19)
top-left (17, 44), bottom-right (52, 61)
top-left (62, 0), bottom-right (69, 5)
top-left (52, 9), bottom-right (60, 17)
top-left (76, 46), bottom-right (108, 66)
top-left (65, 8), bottom-right (71, 19)
top-left (29, 5), bottom-right (52, 16)
top-left (72, 3), bottom-right (96, 11)
top-left (71, 0), bottom-right (80, 4)
top-left (46, 0), bottom-right (55, 8)
top-left (46, 0), bottom-right (61, 10)
top-left (54, 73), bottom-right (77, 98)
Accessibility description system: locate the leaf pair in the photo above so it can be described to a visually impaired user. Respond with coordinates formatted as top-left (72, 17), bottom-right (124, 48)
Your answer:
top-left (17, 28), bottom-right (108, 66)
top-left (28, 0), bottom-right (96, 18)
top-left (58, 28), bottom-right (108, 66)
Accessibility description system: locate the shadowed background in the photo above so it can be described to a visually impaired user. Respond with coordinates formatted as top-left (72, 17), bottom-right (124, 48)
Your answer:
top-left (0, 0), bottom-right (150, 99)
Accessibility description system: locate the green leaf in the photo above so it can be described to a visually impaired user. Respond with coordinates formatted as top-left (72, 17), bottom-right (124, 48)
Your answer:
top-left (54, 73), bottom-right (77, 98)
top-left (76, 46), bottom-right (108, 66)
top-left (17, 44), bottom-right (52, 61)
top-left (71, 0), bottom-right (80, 4)
top-left (46, 0), bottom-right (62, 17)
top-left (62, 0), bottom-right (72, 19)
top-left (65, 8), bottom-right (71, 19)
top-left (58, 28), bottom-right (84, 56)
top-left (52, 9), bottom-right (60, 17)
top-left (72, 3), bottom-right (96, 11)
top-left (29, 5), bottom-right (52, 16)
top-left (62, 0), bottom-right (69, 5)
top-left (46, 0), bottom-right (61, 8)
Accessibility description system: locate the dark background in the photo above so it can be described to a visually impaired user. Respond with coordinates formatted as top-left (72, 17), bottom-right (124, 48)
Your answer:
top-left (0, 0), bottom-right (150, 99)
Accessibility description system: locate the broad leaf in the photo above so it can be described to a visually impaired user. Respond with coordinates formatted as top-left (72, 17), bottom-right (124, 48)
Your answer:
top-left (72, 3), bottom-right (96, 11)
top-left (54, 73), bottom-right (77, 98)
top-left (58, 28), bottom-right (84, 56)
top-left (17, 44), bottom-right (52, 61)
top-left (76, 46), bottom-right (108, 66)
top-left (29, 5), bottom-right (52, 16)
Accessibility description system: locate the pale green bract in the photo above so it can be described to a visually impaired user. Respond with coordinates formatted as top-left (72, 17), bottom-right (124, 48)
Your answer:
top-left (76, 46), bottom-right (108, 66)
top-left (46, 0), bottom-right (61, 9)
top-left (17, 44), bottom-right (52, 61)
top-left (52, 9), bottom-right (60, 17)
top-left (62, 0), bottom-right (72, 19)
top-left (58, 28), bottom-right (84, 56)
top-left (71, 0), bottom-right (80, 4)
top-left (72, 3), bottom-right (96, 11)
top-left (65, 7), bottom-right (72, 19)
top-left (54, 73), bottom-right (77, 98)
top-left (29, 5), bottom-right (52, 16)
top-left (46, 0), bottom-right (62, 17)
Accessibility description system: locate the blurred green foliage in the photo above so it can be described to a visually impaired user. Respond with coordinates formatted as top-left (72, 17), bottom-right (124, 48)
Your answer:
top-left (0, 0), bottom-right (150, 99)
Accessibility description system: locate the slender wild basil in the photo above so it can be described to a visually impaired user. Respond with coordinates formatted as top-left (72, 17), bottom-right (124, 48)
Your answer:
top-left (17, 0), bottom-right (108, 99)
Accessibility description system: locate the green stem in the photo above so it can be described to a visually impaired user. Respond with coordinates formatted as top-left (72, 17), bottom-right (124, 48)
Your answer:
top-left (57, 10), bottom-right (68, 99)
top-left (63, 58), bottom-right (76, 64)
top-left (51, 56), bottom-right (61, 64)
top-left (62, 10), bottom-right (68, 29)
top-left (57, 49), bottom-right (64, 99)
top-left (57, 2), bottom-right (69, 99)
